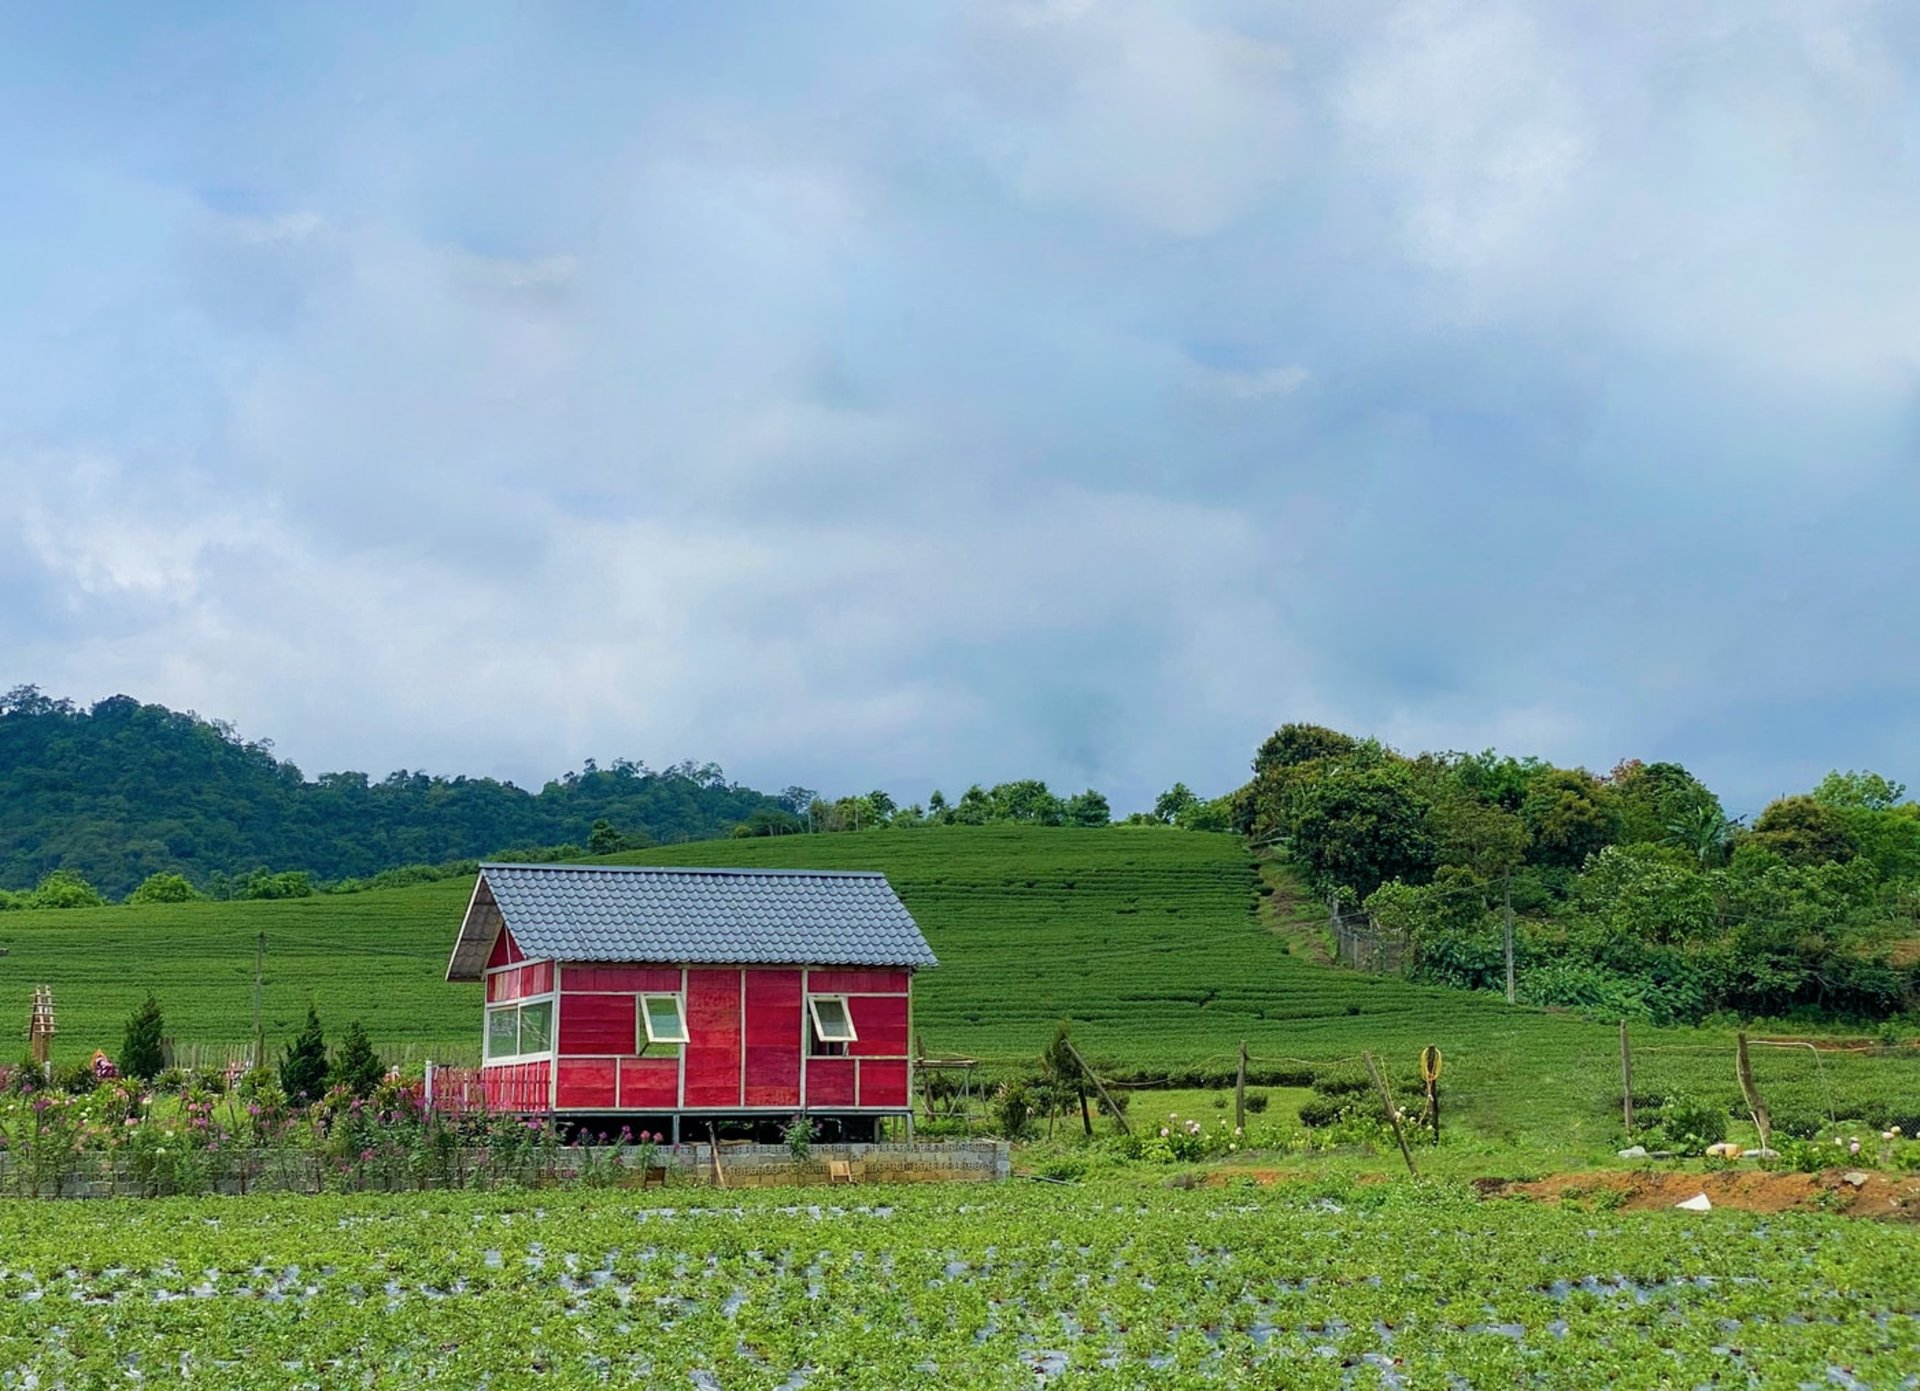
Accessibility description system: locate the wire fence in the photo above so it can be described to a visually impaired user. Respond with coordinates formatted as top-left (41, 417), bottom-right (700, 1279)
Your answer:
top-left (1331, 916), bottom-right (1408, 975)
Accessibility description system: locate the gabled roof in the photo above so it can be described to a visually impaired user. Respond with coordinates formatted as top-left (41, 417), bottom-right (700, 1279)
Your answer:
top-left (446, 862), bottom-right (937, 982)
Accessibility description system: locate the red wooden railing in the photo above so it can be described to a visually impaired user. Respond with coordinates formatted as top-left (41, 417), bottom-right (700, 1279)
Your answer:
top-left (426, 1062), bottom-right (549, 1114)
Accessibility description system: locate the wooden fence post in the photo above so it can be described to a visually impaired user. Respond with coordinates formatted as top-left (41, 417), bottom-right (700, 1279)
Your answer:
top-left (1063, 1041), bottom-right (1131, 1136)
top-left (1235, 1040), bottom-right (1248, 1134)
top-left (1619, 1021), bottom-right (1634, 1137)
top-left (1735, 1032), bottom-right (1772, 1154)
top-left (1364, 1051), bottom-right (1418, 1178)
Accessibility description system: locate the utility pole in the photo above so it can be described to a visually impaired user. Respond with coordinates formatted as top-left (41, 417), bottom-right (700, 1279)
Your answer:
top-left (1502, 875), bottom-right (1515, 1005)
top-left (252, 931), bottom-right (266, 1070)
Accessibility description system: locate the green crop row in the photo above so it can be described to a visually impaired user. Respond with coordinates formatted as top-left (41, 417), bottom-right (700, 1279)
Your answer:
top-left (0, 1181), bottom-right (1914, 1388)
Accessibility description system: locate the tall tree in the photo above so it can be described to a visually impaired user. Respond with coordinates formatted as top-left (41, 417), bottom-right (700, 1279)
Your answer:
top-left (1520, 769), bottom-right (1623, 869)
top-left (1287, 763), bottom-right (1437, 899)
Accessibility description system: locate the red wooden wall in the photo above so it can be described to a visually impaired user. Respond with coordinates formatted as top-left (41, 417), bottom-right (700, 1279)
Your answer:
top-left (484, 953), bottom-right (915, 1114)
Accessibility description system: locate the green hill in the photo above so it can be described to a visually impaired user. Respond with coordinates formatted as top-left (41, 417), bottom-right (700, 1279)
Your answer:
top-left (0, 687), bottom-right (799, 896)
top-left (3, 825), bottom-right (1911, 1155)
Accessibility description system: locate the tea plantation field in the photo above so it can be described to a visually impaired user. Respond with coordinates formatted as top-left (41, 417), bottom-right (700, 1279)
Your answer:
top-left (2, 826), bottom-right (1915, 1156)
top-left (2, 1182), bottom-right (1916, 1389)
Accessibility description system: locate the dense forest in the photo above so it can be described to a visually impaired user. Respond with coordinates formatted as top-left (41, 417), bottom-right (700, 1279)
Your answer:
top-left (1235, 724), bottom-right (1920, 1024)
top-left (0, 688), bottom-right (803, 897)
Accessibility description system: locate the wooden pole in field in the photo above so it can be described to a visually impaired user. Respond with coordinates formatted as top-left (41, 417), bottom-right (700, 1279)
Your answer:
top-left (1502, 876), bottom-right (1516, 1005)
top-left (252, 932), bottom-right (266, 1071)
top-left (1235, 1040), bottom-right (1248, 1134)
top-left (1619, 1020), bottom-right (1634, 1137)
top-left (1063, 1040), bottom-right (1131, 1135)
top-left (1735, 1032), bottom-right (1772, 1154)
top-left (1364, 1051), bottom-right (1418, 1177)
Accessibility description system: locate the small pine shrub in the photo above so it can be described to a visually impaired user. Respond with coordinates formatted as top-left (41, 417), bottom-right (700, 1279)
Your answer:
top-left (119, 993), bottom-right (166, 1082)
top-left (280, 1006), bottom-right (329, 1103)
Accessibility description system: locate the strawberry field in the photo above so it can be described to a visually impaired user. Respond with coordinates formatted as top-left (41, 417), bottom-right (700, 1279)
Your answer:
top-left (1, 1181), bottom-right (1915, 1388)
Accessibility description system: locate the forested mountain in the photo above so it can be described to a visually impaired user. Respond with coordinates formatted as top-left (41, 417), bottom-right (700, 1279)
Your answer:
top-left (0, 688), bottom-right (801, 896)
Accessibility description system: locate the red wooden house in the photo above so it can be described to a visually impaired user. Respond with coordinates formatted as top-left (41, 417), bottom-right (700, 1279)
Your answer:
top-left (445, 862), bottom-right (937, 1141)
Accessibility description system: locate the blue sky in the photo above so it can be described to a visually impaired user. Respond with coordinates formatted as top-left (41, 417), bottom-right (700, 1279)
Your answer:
top-left (3, 1), bottom-right (1918, 815)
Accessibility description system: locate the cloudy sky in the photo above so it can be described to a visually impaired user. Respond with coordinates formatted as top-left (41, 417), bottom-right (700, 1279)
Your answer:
top-left (4, 2), bottom-right (1918, 815)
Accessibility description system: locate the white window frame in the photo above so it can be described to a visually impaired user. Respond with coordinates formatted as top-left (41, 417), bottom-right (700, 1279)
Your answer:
top-left (484, 995), bottom-right (556, 1063)
top-left (638, 992), bottom-right (690, 1047)
top-left (808, 994), bottom-right (858, 1045)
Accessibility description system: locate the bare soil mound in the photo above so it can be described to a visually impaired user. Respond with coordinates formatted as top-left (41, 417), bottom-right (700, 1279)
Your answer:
top-left (1473, 1168), bottom-right (1920, 1220)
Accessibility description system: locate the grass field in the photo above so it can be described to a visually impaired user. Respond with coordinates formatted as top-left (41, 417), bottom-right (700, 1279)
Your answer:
top-left (2, 1182), bottom-right (1915, 1388)
top-left (2, 825), bottom-right (1916, 1163)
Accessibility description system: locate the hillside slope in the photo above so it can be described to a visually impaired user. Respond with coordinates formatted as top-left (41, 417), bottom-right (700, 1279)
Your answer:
top-left (0, 688), bottom-right (795, 895)
top-left (3, 825), bottom-right (1910, 1154)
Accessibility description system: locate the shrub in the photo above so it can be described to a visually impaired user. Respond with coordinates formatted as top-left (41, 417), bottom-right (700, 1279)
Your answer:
top-left (1297, 1094), bottom-right (1351, 1129)
top-left (782, 1114), bottom-right (815, 1161)
top-left (27, 869), bottom-right (106, 910)
top-left (119, 993), bottom-right (166, 1082)
top-left (992, 1080), bottom-right (1036, 1139)
top-left (126, 872), bottom-right (200, 904)
top-left (53, 1062), bottom-right (98, 1095)
top-left (1244, 1091), bottom-right (1270, 1114)
top-left (280, 1006), bottom-right (329, 1103)
top-left (330, 1021), bottom-right (384, 1099)
top-left (1654, 1091), bottom-right (1728, 1156)
top-left (1033, 1153), bottom-right (1089, 1182)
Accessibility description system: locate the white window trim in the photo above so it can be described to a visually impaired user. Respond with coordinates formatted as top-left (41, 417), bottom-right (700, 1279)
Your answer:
top-left (639, 992), bottom-right (690, 1046)
top-left (808, 994), bottom-right (858, 1044)
top-left (484, 993), bottom-right (557, 1064)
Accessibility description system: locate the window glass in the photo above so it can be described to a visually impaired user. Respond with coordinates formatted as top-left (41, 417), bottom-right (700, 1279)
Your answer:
top-left (518, 999), bottom-right (553, 1054)
top-left (486, 1006), bottom-right (520, 1060)
top-left (809, 995), bottom-right (857, 1043)
top-left (641, 994), bottom-right (689, 1045)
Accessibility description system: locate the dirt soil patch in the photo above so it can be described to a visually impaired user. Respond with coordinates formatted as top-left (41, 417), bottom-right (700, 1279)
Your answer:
top-left (1473, 1168), bottom-right (1920, 1220)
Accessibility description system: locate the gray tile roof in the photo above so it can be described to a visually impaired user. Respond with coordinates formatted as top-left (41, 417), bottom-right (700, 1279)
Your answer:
top-left (447, 862), bottom-right (936, 980)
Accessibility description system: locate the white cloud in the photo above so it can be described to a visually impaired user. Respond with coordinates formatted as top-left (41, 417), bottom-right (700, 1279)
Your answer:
top-left (5, 1), bottom-right (1920, 818)
top-left (963, 1), bottom-right (1296, 236)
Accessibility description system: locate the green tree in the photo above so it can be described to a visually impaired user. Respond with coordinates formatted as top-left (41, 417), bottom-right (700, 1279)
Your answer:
top-left (1427, 794), bottom-right (1529, 878)
top-left (1287, 763), bottom-right (1436, 899)
top-left (1610, 760), bottom-right (1723, 845)
top-left (27, 869), bottom-right (106, 910)
top-left (1663, 803), bottom-right (1740, 867)
top-left (330, 1019), bottom-right (385, 1098)
top-left (119, 992), bottom-right (166, 1081)
top-left (1812, 769), bottom-right (1908, 812)
top-left (1064, 790), bottom-right (1111, 827)
top-left (990, 781), bottom-right (1065, 825)
top-left (1178, 796), bottom-right (1232, 832)
top-left (1253, 723), bottom-right (1359, 776)
top-left (1520, 769), bottom-right (1623, 869)
top-left (1748, 795), bottom-right (1858, 867)
top-left (228, 869), bottom-right (313, 901)
top-left (866, 790), bottom-right (897, 820)
top-left (126, 872), bottom-right (200, 904)
top-left (1153, 783), bottom-right (1199, 825)
top-left (587, 818), bottom-right (625, 855)
top-left (280, 1005), bottom-right (330, 1103)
